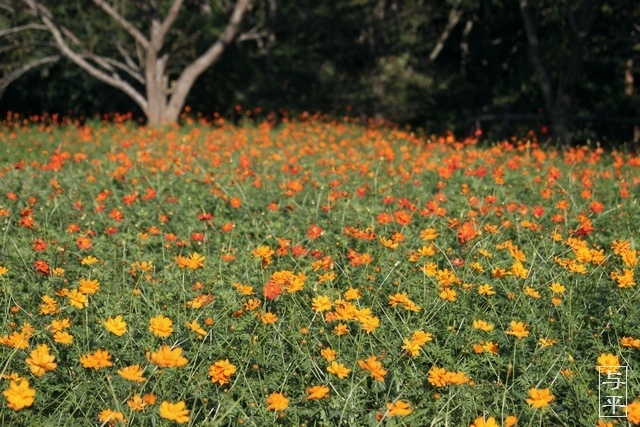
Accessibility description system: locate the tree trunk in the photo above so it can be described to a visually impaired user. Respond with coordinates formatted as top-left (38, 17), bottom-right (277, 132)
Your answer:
top-left (20, 0), bottom-right (251, 127)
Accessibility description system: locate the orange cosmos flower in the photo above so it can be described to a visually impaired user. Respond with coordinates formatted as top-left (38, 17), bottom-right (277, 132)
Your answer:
top-left (428, 366), bottom-right (449, 387)
top-left (209, 359), bottom-right (237, 385)
top-left (320, 347), bottom-right (337, 362)
top-left (98, 408), bottom-right (126, 424)
top-left (80, 349), bottom-right (113, 370)
top-left (266, 392), bottom-right (289, 411)
top-left (25, 344), bottom-right (57, 377)
top-left (159, 401), bottom-right (190, 424)
top-left (470, 416), bottom-right (499, 427)
top-left (625, 400), bottom-right (640, 424)
top-left (358, 356), bottom-right (387, 382)
top-left (117, 365), bottom-right (146, 382)
top-left (306, 385), bottom-right (330, 400)
top-left (386, 400), bottom-right (412, 417)
top-left (526, 388), bottom-right (554, 409)
top-left (263, 281), bottom-right (282, 300)
top-left (127, 395), bottom-right (147, 411)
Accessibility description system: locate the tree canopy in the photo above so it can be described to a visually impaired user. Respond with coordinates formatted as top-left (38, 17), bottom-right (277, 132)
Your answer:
top-left (1, 0), bottom-right (639, 141)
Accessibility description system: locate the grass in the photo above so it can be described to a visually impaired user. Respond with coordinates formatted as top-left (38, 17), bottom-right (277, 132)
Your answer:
top-left (0, 114), bottom-right (639, 426)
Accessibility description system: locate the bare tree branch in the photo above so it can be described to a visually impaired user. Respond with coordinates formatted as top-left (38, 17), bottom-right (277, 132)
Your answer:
top-left (429, 0), bottom-right (463, 62)
top-left (113, 38), bottom-right (141, 72)
top-left (165, 0), bottom-right (251, 119)
top-left (0, 23), bottom-right (47, 37)
top-left (92, 0), bottom-right (150, 49)
top-left (0, 54), bottom-right (59, 97)
top-left (0, 39), bottom-right (56, 54)
top-left (83, 53), bottom-right (145, 84)
top-left (154, 0), bottom-right (185, 50)
top-left (22, 0), bottom-right (148, 112)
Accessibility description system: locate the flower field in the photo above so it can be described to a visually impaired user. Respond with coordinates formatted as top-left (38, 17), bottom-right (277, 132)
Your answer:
top-left (0, 114), bottom-right (639, 426)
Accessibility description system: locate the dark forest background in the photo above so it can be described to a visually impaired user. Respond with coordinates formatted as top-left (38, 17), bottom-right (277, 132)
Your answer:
top-left (1, 0), bottom-right (639, 143)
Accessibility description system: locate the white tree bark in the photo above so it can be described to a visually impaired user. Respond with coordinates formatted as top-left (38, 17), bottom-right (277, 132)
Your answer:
top-left (17, 0), bottom-right (252, 125)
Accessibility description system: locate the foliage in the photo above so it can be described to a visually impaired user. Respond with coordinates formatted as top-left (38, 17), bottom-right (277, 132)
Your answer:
top-left (2, 0), bottom-right (639, 138)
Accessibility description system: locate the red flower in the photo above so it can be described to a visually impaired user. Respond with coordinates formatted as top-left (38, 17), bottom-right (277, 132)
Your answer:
top-left (307, 224), bottom-right (324, 240)
top-left (76, 237), bottom-right (93, 250)
top-left (198, 212), bottom-right (213, 221)
top-left (34, 260), bottom-right (50, 276)
top-left (457, 221), bottom-right (477, 244)
top-left (263, 281), bottom-right (282, 300)
top-left (394, 210), bottom-right (412, 226)
top-left (122, 192), bottom-right (138, 205)
top-left (32, 239), bottom-right (47, 252)
top-left (141, 187), bottom-right (156, 201)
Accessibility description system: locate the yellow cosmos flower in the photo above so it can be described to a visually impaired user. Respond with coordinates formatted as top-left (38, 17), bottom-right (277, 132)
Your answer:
top-left (159, 401), bottom-right (190, 424)
top-left (478, 284), bottom-right (496, 296)
top-left (25, 344), bottom-right (57, 377)
top-left (327, 361), bottom-right (351, 379)
top-left (98, 408), bottom-right (126, 424)
top-left (439, 288), bottom-right (457, 302)
top-left (80, 349), bottom-right (113, 370)
top-left (149, 314), bottom-right (173, 338)
top-left (3, 380), bottom-right (36, 411)
top-left (186, 320), bottom-right (207, 337)
top-left (597, 353), bottom-right (620, 374)
top-left (505, 321), bottom-right (529, 339)
top-left (80, 256), bottom-right (99, 265)
top-left (67, 289), bottom-right (87, 309)
top-left (524, 286), bottom-right (541, 299)
top-left (147, 346), bottom-right (188, 368)
top-left (78, 278), bottom-right (100, 295)
top-left (420, 227), bottom-right (439, 240)
top-left (427, 366), bottom-right (449, 387)
top-left (53, 331), bottom-right (73, 346)
top-left (472, 320), bottom-right (494, 332)
top-left (104, 315), bottom-right (127, 336)
top-left (266, 392), bottom-right (289, 411)
top-left (320, 347), bottom-right (337, 362)
top-left (312, 295), bottom-right (332, 312)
